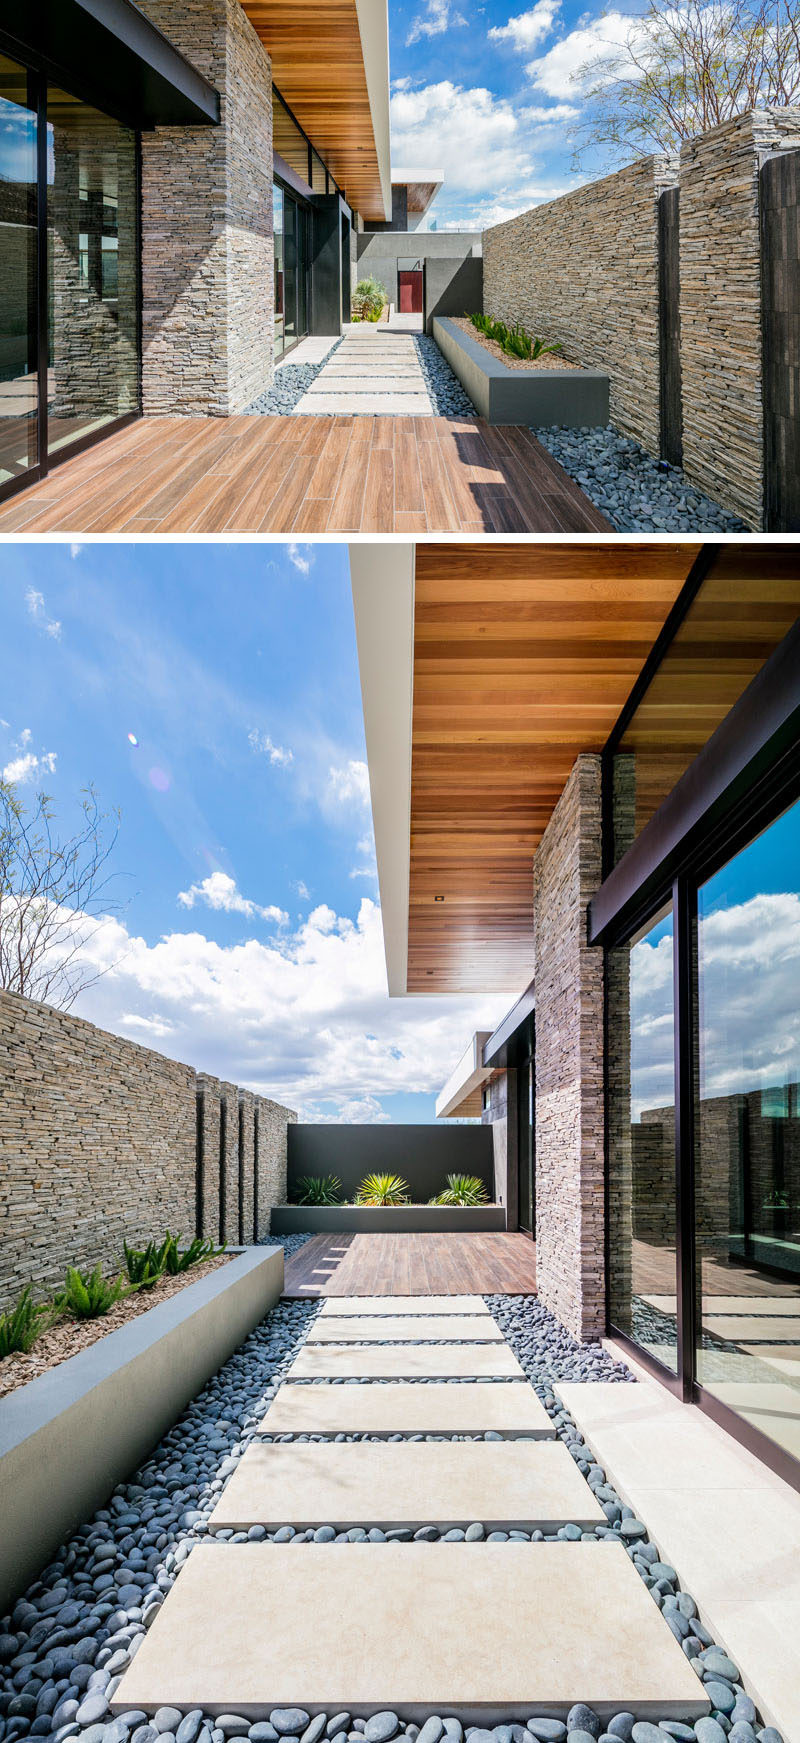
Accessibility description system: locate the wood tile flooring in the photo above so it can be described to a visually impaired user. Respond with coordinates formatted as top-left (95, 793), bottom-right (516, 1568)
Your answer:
top-left (0, 415), bottom-right (610, 534)
top-left (282, 1232), bottom-right (538, 1298)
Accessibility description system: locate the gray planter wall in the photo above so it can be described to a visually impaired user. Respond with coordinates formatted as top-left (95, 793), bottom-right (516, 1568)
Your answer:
top-left (272, 1205), bottom-right (506, 1234)
top-left (433, 317), bottom-right (609, 426)
top-left (356, 231), bottom-right (483, 333)
top-left (0, 1246), bottom-right (283, 1614)
top-left (287, 1122), bottom-right (494, 1205)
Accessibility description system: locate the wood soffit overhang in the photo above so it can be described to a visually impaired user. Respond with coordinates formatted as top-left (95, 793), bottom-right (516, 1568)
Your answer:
top-left (408, 542), bottom-right (705, 997)
top-left (240, 0), bottom-right (385, 218)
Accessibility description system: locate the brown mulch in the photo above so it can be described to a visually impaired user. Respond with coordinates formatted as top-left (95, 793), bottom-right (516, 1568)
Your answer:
top-left (454, 316), bottom-right (579, 371)
top-left (0, 1254), bottom-right (231, 1400)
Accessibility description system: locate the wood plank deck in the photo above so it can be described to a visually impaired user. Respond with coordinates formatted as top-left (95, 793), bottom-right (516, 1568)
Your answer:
top-left (0, 415), bottom-right (610, 534)
top-left (282, 1232), bottom-right (537, 1298)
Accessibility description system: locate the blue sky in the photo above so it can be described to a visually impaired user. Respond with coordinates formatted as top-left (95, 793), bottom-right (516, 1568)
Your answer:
top-left (0, 544), bottom-right (497, 1123)
top-left (388, 0), bottom-right (642, 228)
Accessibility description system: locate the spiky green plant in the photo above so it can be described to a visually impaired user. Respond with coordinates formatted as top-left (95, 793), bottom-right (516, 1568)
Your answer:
top-left (163, 1233), bottom-right (224, 1273)
top-left (468, 311), bottom-right (562, 361)
top-left (430, 1173), bottom-right (490, 1207)
top-left (354, 1172), bottom-right (410, 1206)
top-left (123, 1235), bottom-right (171, 1289)
top-left (56, 1264), bottom-right (130, 1319)
top-left (0, 1286), bottom-right (53, 1357)
top-left (294, 1174), bottom-right (342, 1206)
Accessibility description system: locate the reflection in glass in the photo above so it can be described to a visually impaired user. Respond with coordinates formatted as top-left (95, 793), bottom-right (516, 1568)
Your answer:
top-left (608, 904), bottom-right (678, 1372)
top-left (695, 795), bottom-right (800, 1463)
top-left (517, 1044), bottom-right (535, 1237)
top-left (46, 87), bottom-right (138, 455)
top-left (273, 181), bottom-right (284, 358)
top-left (283, 192), bottom-right (297, 346)
top-left (0, 55), bottom-right (38, 487)
top-left (272, 91), bottom-right (309, 182)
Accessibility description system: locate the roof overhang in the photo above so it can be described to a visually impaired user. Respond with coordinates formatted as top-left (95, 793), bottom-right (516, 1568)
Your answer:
top-left (352, 542), bottom-right (704, 998)
top-left (392, 166), bottom-right (444, 219)
top-left (350, 542), bottom-right (415, 996)
top-left (0, 0), bottom-right (220, 128)
top-left (435, 1031), bottom-right (492, 1119)
top-left (241, 0), bottom-right (391, 220)
top-left (483, 980), bottom-right (536, 1070)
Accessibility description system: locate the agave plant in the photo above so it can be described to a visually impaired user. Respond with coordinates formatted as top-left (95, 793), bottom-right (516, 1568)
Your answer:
top-left (56, 1263), bottom-right (130, 1320)
top-left (0, 1286), bottom-right (53, 1357)
top-left (354, 1172), bottom-right (410, 1206)
top-left (294, 1174), bottom-right (342, 1206)
top-left (123, 1235), bottom-right (172, 1289)
top-left (163, 1233), bottom-right (224, 1273)
top-left (430, 1173), bottom-right (489, 1207)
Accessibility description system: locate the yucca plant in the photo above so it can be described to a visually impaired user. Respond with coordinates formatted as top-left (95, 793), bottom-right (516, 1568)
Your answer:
top-left (354, 1172), bottom-right (410, 1206)
top-left (123, 1235), bottom-right (171, 1290)
top-left (163, 1233), bottom-right (223, 1273)
top-left (294, 1174), bottom-right (342, 1206)
top-left (56, 1263), bottom-right (130, 1320)
top-left (0, 1286), bottom-right (52, 1357)
top-left (430, 1173), bottom-right (489, 1207)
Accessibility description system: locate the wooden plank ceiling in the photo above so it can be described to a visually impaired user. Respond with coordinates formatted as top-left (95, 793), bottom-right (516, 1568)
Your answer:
top-left (408, 542), bottom-right (703, 996)
top-left (241, 1), bottom-right (385, 218)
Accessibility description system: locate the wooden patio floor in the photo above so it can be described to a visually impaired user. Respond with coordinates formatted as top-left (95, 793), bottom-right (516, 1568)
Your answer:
top-left (0, 414), bottom-right (610, 534)
top-left (282, 1232), bottom-right (538, 1298)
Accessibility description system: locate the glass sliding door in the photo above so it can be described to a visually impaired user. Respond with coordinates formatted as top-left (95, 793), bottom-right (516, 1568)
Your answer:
top-left (283, 190), bottom-right (298, 352)
top-left (694, 794), bottom-right (800, 1464)
top-left (0, 54), bottom-right (38, 490)
top-left (517, 1045), bottom-right (535, 1237)
top-left (46, 88), bottom-right (138, 458)
top-left (272, 178), bottom-right (309, 361)
top-left (273, 182), bottom-right (285, 358)
top-left (608, 903), bottom-right (679, 1373)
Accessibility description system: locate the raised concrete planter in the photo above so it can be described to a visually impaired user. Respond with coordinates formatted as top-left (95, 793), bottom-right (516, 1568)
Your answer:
top-left (271, 1204), bottom-right (506, 1234)
top-left (433, 315), bottom-right (609, 426)
top-left (0, 1245), bottom-right (283, 1613)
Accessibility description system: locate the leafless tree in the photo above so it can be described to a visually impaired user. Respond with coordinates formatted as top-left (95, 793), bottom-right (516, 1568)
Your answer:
top-left (0, 780), bottom-right (122, 1010)
top-left (571, 0), bottom-right (800, 166)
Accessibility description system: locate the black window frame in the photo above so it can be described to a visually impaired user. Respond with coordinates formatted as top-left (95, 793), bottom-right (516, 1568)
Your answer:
top-left (0, 29), bottom-right (143, 506)
top-left (593, 598), bottom-right (800, 1493)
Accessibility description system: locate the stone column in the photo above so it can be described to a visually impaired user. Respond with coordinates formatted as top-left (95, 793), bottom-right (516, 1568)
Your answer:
top-left (137, 0), bottom-right (274, 414)
top-left (679, 107), bottom-right (800, 529)
top-left (196, 1073), bottom-right (222, 1241)
top-left (238, 1089), bottom-right (255, 1245)
top-left (533, 754), bottom-right (605, 1342)
top-left (254, 1095), bottom-right (295, 1237)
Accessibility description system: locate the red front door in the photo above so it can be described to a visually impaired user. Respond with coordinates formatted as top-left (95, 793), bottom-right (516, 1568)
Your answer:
top-left (398, 269), bottom-right (423, 314)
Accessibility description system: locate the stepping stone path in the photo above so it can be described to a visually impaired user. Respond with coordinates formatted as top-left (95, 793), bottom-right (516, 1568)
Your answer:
top-left (306, 1316), bottom-right (504, 1343)
top-left (291, 331), bottom-right (433, 417)
top-left (112, 1295), bottom-right (711, 1725)
top-left (319, 1296), bottom-right (491, 1316)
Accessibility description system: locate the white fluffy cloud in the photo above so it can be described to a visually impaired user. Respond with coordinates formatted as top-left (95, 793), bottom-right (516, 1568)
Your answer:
top-left (287, 543), bottom-right (313, 574)
top-left (326, 758), bottom-right (371, 810)
top-left (489, 0), bottom-right (561, 51)
top-left (2, 726), bottom-right (58, 786)
top-left (524, 10), bottom-right (635, 98)
top-left (71, 896), bottom-right (497, 1120)
top-left (25, 587), bottom-right (62, 641)
top-left (247, 728), bottom-right (293, 766)
top-left (391, 81), bottom-right (532, 194)
top-left (406, 0), bottom-right (467, 45)
top-left (177, 871), bottom-right (288, 927)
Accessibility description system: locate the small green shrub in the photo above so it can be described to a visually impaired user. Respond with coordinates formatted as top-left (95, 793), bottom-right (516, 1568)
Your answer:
top-left (352, 275), bottom-right (387, 321)
top-left (0, 1286), bottom-right (52, 1357)
top-left (56, 1264), bottom-right (130, 1320)
top-left (163, 1233), bottom-right (223, 1273)
top-left (430, 1173), bottom-right (489, 1207)
top-left (294, 1174), bottom-right (342, 1206)
top-left (468, 311), bottom-right (562, 361)
top-left (354, 1172), bottom-right (410, 1206)
top-left (123, 1235), bottom-right (172, 1289)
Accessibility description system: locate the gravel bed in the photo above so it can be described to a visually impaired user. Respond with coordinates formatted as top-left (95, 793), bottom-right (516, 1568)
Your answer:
top-left (531, 426), bottom-right (748, 532)
top-left (414, 336), bottom-right (475, 419)
top-left (246, 344), bottom-right (341, 415)
top-left (0, 1284), bottom-right (784, 1743)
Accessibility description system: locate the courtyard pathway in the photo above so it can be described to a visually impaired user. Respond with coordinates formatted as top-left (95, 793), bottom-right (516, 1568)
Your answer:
top-left (291, 329), bottom-right (432, 417)
top-left (111, 1294), bottom-right (709, 1724)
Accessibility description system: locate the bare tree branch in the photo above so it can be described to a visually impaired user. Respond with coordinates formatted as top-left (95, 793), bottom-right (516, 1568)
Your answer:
top-left (570, 0), bottom-right (800, 168)
top-left (0, 780), bottom-right (123, 1011)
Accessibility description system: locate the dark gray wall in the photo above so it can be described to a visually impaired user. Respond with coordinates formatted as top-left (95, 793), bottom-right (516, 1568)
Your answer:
top-left (288, 1123), bottom-right (494, 1203)
top-left (311, 196), bottom-right (345, 334)
top-left (356, 231), bottom-right (483, 332)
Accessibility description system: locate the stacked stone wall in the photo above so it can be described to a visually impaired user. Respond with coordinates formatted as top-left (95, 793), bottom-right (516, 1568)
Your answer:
top-left (137, 0), bottom-right (273, 414)
top-left (679, 108), bottom-right (800, 528)
top-left (533, 755), bottom-right (605, 1341)
top-left (482, 158), bottom-right (674, 452)
top-left (0, 990), bottom-right (296, 1309)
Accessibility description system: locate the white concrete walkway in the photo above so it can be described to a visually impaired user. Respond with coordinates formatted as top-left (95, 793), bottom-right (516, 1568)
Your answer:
top-left (292, 328), bottom-right (432, 416)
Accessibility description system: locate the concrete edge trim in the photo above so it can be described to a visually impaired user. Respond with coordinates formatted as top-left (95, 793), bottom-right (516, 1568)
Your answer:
top-left (0, 1247), bottom-right (278, 1454)
top-left (271, 1205), bottom-right (506, 1233)
top-left (0, 1246), bottom-right (284, 1614)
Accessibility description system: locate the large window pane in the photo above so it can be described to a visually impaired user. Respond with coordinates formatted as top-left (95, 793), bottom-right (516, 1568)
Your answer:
top-left (272, 91), bottom-right (309, 183)
top-left (0, 55), bottom-right (38, 487)
top-left (273, 181), bottom-right (285, 358)
top-left (608, 904), bottom-right (678, 1372)
top-left (46, 87), bottom-right (138, 457)
top-left (695, 795), bottom-right (800, 1463)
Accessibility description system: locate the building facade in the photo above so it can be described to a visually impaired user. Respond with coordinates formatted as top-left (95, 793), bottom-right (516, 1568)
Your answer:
top-left (353, 543), bottom-right (800, 1492)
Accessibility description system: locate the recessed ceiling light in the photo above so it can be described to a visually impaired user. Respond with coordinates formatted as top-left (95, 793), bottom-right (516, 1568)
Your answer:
top-left (434, 894), bottom-right (444, 902)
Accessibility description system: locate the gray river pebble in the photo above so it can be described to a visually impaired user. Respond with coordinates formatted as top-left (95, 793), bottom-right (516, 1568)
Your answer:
top-left (531, 425), bottom-right (748, 533)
